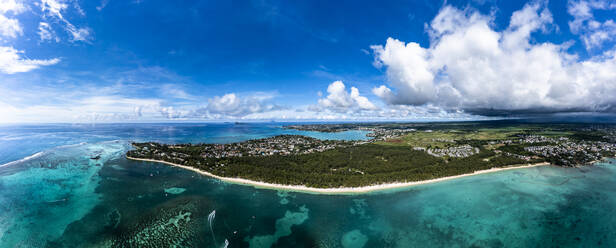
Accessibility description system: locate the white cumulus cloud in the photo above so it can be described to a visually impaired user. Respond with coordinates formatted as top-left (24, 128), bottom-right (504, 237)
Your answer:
top-left (0, 46), bottom-right (60, 74)
top-left (0, 0), bottom-right (25, 13)
top-left (0, 0), bottom-right (25, 39)
top-left (0, 13), bottom-right (20, 38)
top-left (568, 0), bottom-right (616, 50)
top-left (317, 81), bottom-right (378, 112)
top-left (371, 2), bottom-right (616, 116)
top-left (197, 93), bottom-right (284, 119)
top-left (0, 1), bottom-right (60, 74)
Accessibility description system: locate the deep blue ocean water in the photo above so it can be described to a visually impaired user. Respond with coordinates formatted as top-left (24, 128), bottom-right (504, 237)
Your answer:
top-left (1, 123), bottom-right (615, 247)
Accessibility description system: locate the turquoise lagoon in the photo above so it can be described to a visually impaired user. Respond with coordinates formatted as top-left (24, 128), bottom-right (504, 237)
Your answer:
top-left (1, 123), bottom-right (616, 247)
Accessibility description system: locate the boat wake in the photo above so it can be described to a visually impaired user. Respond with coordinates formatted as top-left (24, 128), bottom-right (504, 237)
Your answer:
top-left (208, 210), bottom-right (217, 245)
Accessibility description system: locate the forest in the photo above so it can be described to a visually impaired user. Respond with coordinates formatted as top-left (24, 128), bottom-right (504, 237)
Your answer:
top-left (127, 122), bottom-right (616, 188)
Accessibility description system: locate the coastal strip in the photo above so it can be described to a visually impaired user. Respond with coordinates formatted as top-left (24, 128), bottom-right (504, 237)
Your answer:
top-left (126, 156), bottom-right (550, 195)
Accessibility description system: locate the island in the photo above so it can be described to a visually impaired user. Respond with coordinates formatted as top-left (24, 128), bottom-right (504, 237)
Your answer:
top-left (126, 122), bottom-right (616, 192)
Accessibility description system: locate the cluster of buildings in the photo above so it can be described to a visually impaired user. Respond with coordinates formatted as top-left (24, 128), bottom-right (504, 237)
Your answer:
top-left (519, 135), bottom-right (570, 144)
top-left (502, 152), bottom-right (533, 161)
top-left (130, 126), bottom-right (616, 168)
top-left (128, 143), bottom-right (192, 164)
top-left (600, 129), bottom-right (616, 143)
top-left (199, 135), bottom-right (349, 158)
top-left (414, 145), bottom-right (480, 158)
top-left (128, 135), bottom-right (356, 167)
top-left (285, 124), bottom-right (418, 142)
top-left (487, 135), bottom-right (616, 165)
top-left (193, 127), bottom-right (423, 159)
top-left (130, 127), bottom-right (422, 164)
top-left (366, 128), bottom-right (416, 141)
top-left (524, 140), bottom-right (616, 165)
top-left (488, 135), bottom-right (570, 146)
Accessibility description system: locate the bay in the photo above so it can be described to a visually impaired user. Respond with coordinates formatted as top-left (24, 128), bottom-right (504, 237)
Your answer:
top-left (0, 123), bottom-right (615, 247)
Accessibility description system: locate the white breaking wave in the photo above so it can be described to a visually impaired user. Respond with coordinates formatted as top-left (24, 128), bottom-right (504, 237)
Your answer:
top-left (0, 140), bottom-right (128, 169)
top-left (0, 152), bottom-right (45, 168)
top-left (54, 142), bottom-right (88, 149)
top-left (0, 142), bottom-right (88, 168)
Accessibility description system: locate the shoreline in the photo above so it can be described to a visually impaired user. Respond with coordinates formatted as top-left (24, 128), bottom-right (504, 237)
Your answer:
top-left (126, 156), bottom-right (553, 195)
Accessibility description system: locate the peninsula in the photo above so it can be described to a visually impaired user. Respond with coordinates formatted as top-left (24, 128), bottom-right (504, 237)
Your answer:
top-left (126, 122), bottom-right (616, 192)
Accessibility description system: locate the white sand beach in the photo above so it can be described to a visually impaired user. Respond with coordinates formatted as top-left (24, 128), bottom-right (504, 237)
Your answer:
top-left (126, 156), bottom-right (550, 195)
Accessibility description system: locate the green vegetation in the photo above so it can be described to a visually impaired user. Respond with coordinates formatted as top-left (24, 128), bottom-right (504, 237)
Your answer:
top-left (127, 122), bottom-right (616, 188)
top-left (129, 142), bottom-right (532, 188)
top-left (214, 145), bottom-right (532, 187)
top-left (375, 129), bottom-right (519, 148)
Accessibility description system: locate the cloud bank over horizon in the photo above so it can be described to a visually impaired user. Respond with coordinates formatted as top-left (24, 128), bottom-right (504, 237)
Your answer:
top-left (1, 0), bottom-right (616, 123)
top-left (371, 1), bottom-right (616, 116)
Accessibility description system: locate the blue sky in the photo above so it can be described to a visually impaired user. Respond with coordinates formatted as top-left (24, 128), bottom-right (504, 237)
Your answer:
top-left (1, 0), bottom-right (616, 123)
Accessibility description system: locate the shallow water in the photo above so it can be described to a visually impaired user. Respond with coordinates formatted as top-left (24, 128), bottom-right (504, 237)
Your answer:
top-left (1, 123), bottom-right (616, 247)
